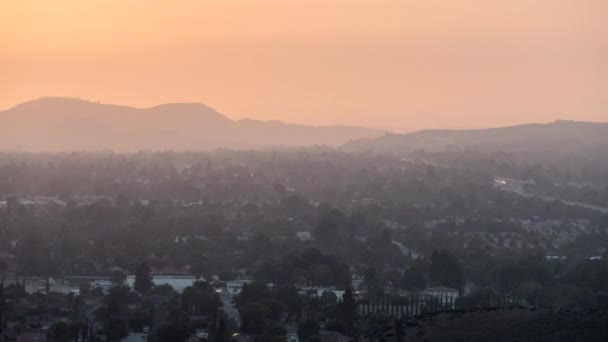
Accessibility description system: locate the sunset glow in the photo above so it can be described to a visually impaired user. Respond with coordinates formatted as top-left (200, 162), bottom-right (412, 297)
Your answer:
top-left (2, 0), bottom-right (606, 130)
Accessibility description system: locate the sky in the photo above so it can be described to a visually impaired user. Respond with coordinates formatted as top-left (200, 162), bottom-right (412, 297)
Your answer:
top-left (1, 0), bottom-right (606, 131)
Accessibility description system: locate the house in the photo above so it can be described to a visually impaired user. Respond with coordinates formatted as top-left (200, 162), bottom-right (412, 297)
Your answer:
top-left (236, 232), bottom-right (251, 242)
top-left (298, 287), bottom-right (345, 300)
top-left (545, 255), bottom-right (567, 261)
top-left (296, 231), bottom-right (313, 242)
top-left (423, 286), bottom-right (459, 301)
top-left (224, 279), bottom-right (252, 296)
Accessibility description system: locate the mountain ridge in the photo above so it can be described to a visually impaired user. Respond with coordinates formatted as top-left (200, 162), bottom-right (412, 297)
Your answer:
top-left (0, 97), bottom-right (383, 151)
top-left (343, 120), bottom-right (608, 154)
top-left (0, 97), bottom-right (384, 151)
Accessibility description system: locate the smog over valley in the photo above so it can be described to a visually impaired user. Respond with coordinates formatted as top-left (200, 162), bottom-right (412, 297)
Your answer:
top-left (1, 1), bottom-right (607, 341)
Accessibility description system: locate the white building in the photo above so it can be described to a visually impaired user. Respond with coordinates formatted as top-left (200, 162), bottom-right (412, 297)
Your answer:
top-left (296, 231), bottom-right (313, 242)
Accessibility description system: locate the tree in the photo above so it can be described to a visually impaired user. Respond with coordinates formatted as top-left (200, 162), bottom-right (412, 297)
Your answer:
top-left (153, 322), bottom-right (190, 342)
top-left (104, 317), bottom-right (128, 341)
top-left (0, 259), bottom-right (7, 281)
top-left (321, 291), bottom-right (338, 306)
top-left (313, 208), bottom-right (349, 242)
top-left (149, 284), bottom-right (177, 297)
top-left (298, 320), bottom-right (320, 341)
top-left (134, 262), bottom-right (153, 294)
top-left (516, 281), bottom-right (543, 306)
top-left (189, 261), bottom-right (206, 280)
top-left (49, 321), bottom-right (74, 341)
top-left (282, 285), bottom-right (303, 319)
top-left (260, 298), bottom-right (286, 321)
top-left (235, 282), bottom-right (288, 337)
top-left (239, 302), bottom-right (271, 334)
top-left (430, 249), bottom-right (464, 290)
top-left (79, 281), bottom-right (91, 297)
top-left (234, 282), bottom-right (271, 308)
top-left (129, 310), bottom-right (150, 332)
top-left (401, 266), bottom-right (426, 290)
top-left (340, 287), bottom-right (356, 336)
top-left (96, 285), bottom-right (132, 321)
top-left (364, 267), bottom-right (376, 290)
top-left (181, 281), bottom-right (219, 315)
top-left (110, 270), bottom-right (126, 285)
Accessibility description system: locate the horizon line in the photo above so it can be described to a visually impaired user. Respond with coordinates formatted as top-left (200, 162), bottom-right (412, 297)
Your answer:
top-left (3, 96), bottom-right (606, 134)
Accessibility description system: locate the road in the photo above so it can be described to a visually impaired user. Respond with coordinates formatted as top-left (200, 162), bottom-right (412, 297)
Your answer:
top-left (494, 177), bottom-right (608, 214)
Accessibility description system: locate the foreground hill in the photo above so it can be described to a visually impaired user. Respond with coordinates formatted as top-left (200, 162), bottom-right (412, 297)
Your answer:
top-left (362, 308), bottom-right (608, 342)
top-left (344, 120), bottom-right (608, 154)
top-left (0, 97), bottom-right (383, 151)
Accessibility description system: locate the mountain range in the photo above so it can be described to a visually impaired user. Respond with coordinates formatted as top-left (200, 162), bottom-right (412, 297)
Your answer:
top-left (0, 97), bottom-right (383, 151)
top-left (343, 120), bottom-right (608, 154)
top-left (3, 98), bottom-right (606, 153)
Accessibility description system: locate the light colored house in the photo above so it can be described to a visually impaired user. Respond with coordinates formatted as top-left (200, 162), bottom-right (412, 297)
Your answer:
top-left (296, 231), bottom-right (313, 242)
top-left (423, 286), bottom-right (459, 301)
top-left (224, 279), bottom-right (253, 296)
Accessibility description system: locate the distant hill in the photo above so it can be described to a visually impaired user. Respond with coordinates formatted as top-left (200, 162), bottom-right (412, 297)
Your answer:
top-left (343, 120), bottom-right (608, 154)
top-left (0, 97), bottom-right (383, 151)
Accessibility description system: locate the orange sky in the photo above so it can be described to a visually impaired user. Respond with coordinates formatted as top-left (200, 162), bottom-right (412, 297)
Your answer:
top-left (1, 0), bottom-right (606, 131)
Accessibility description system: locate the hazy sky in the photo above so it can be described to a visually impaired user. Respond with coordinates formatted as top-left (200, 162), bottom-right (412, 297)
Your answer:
top-left (1, 0), bottom-right (606, 131)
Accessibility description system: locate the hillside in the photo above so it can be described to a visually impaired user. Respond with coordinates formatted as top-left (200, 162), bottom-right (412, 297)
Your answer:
top-left (343, 120), bottom-right (608, 154)
top-left (362, 308), bottom-right (608, 342)
top-left (0, 97), bottom-right (383, 151)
